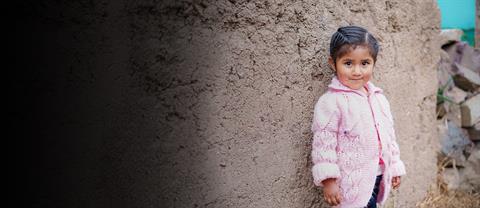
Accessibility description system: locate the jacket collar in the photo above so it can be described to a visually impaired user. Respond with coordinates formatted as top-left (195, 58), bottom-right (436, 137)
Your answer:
top-left (328, 76), bottom-right (383, 96)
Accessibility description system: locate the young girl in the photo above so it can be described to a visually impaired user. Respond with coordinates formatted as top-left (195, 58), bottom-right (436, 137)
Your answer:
top-left (311, 26), bottom-right (406, 208)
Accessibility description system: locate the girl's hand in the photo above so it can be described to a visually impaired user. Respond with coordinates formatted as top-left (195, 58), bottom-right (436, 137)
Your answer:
top-left (392, 176), bottom-right (401, 189)
top-left (322, 178), bottom-right (342, 206)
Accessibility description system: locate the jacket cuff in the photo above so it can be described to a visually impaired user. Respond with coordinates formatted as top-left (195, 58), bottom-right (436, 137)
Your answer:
top-left (391, 160), bottom-right (406, 177)
top-left (312, 163), bottom-right (341, 187)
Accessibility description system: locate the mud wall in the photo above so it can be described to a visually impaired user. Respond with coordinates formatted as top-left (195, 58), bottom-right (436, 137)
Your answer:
top-left (14, 0), bottom-right (440, 207)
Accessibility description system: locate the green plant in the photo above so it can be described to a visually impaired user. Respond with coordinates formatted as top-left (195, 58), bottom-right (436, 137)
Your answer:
top-left (437, 76), bottom-right (457, 105)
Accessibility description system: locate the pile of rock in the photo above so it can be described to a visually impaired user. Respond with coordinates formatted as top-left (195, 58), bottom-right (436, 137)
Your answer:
top-left (436, 29), bottom-right (480, 193)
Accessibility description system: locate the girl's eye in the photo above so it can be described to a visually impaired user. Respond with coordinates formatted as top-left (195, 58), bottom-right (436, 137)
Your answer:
top-left (362, 61), bottom-right (370, 66)
top-left (344, 61), bottom-right (352, 66)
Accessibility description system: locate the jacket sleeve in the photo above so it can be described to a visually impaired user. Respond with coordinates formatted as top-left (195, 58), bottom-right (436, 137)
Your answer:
top-left (380, 95), bottom-right (406, 177)
top-left (389, 127), bottom-right (407, 177)
top-left (311, 94), bottom-right (341, 187)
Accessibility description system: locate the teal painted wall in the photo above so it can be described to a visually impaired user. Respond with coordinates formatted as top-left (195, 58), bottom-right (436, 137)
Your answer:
top-left (438, 0), bottom-right (476, 45)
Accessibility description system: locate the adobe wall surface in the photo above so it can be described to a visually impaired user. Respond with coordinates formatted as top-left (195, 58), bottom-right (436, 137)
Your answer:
top-left (16, 0), bottom-right (440, 207)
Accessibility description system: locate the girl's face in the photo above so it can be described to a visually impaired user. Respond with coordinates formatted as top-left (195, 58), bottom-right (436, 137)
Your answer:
top-left (329, 45), bottom-right (375, 91)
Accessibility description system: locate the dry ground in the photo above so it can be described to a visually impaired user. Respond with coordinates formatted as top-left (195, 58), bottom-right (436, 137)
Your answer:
top-left (415, 153), bottom-right (480, 208)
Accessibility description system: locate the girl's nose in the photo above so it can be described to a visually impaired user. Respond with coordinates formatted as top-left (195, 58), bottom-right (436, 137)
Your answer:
top-left (352, 65), bottom-right (362, 75)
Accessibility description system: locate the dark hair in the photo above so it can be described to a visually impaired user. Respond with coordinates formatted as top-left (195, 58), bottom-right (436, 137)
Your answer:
top-left (329, 26), bottom-right (379, 63)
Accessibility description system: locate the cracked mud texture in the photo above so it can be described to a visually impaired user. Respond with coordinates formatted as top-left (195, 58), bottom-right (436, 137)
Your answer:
top-left (14, 0), bottom-right (440, 207)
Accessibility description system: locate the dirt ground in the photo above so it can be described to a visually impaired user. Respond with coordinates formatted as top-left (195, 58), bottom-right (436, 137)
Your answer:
top-left (416, 159), bottom-right (480, 208)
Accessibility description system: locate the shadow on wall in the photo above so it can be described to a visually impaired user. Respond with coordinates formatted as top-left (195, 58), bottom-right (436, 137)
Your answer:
top-left (11, 1), bottom-right (211, 207)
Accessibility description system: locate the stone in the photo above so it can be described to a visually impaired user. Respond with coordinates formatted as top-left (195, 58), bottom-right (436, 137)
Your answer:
top-left (444, 41), bottom-right (480, 75)
top-left (458, 42), bottom-right (480, 75)
top-left (459, 144), bottom-right (480, 192)
top-left (437, 103), bottom-right (447, 119)
top-left (453, 63), bottom-right (480, 91)
top-left (441, 144), bottom-right (480, 193)
top-left (438, 50), bottom-right (454, 91)
top-left (446, 103), bottom-right (462, 127)
top-left (439, 29), bottom-right (463, 46)
top-left (460, 94), bottom-right (480, 127)
top-left (466, 144), bottom-right (480, 174)
top-left (444, 42), bottom-right (465, 66)
top-left (439, 120), bottom-right (474, 167)
top-left (442, 167), bottom-right (461, 190)
top-left (444, 86), bottom-right (468, 104)
top-left (466, 122), bottom-right (480, 141)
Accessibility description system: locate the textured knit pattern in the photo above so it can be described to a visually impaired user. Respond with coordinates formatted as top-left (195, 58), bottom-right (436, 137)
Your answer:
top-left (311, 76), bottom-right (406, 208)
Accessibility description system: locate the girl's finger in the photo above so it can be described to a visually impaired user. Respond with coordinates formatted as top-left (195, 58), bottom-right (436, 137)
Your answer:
top-left (392, 177), bottom-right (398, 186)
top-left (393, 180), bottom-right (400, 189)
top-left (331, 195), bottom-right (338, 205)
top-left (332, 195), bottom-right (338, 205)
top-left (326, 197), bottom-right (333, 205)
top-left (335, 193), bottom-right (342, 205)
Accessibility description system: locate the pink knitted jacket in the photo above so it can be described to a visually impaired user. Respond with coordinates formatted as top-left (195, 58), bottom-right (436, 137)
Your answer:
top-left (311, 76), bottom-right (406, 208)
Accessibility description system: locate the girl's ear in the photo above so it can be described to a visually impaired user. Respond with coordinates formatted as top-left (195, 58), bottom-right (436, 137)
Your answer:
top-left (328, 57), bottom-right (336, 72)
